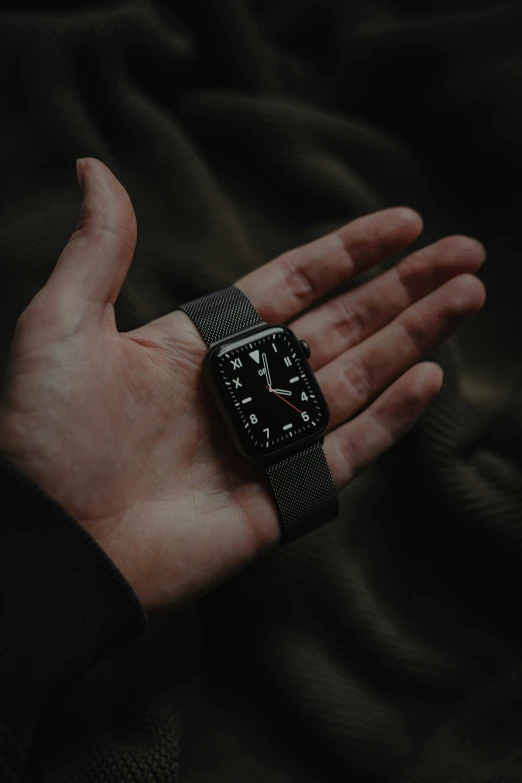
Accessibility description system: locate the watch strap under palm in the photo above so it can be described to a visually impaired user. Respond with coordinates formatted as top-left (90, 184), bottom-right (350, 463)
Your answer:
top-left (179, 286), bottom-right (263, 344)
top-left (179, 286), bottom-right (339, 545)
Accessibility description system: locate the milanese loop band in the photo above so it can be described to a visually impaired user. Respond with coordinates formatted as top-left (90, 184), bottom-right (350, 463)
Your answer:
top-left (266, 441), bottom-right (339, 544)
top-left (179, 286), bottom-right (339, 545)
top-left (179, 286), bottom-right (263, 345)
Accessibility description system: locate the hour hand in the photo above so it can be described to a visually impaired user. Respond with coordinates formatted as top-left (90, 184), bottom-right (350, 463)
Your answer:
top-left (272, 388), bottom-right (291, 396)
top-left (262, 352), bottom-right (272, 389)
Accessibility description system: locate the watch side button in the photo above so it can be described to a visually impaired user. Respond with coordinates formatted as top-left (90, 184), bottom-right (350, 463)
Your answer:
top-left (300, 339), bottom-right (311, 359)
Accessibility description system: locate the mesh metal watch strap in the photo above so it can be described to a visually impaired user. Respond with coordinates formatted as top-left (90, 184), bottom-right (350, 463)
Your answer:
top-left (179, 286), bottom-right (339, 544)
top-left (179, 286), bottom-right (263, 344)
top-left (266, 441), bottom-right (339, 544)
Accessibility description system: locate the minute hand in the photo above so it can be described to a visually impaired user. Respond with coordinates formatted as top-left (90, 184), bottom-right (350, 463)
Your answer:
top-left (262, 352), bottom-right (272, 389)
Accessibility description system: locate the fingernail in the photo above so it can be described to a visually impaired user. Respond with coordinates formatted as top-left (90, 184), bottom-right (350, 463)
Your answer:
top-left (76, 158), bottom-right (85, 190)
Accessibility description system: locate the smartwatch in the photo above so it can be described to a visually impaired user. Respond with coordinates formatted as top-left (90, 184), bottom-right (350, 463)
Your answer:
top-left (179, 286), bottom-right (339, 545)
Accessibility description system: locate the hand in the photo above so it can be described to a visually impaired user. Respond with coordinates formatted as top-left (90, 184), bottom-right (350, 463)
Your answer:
top-left (271, 389), bottom-right (291, 396)
top-left (262, 352), bottom-right (272, 389)
top-left (0, 158), bottom-right (486, 615)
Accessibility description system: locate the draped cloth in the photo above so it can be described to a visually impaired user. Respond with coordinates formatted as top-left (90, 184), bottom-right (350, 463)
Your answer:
top-left (1, 1), bottom-right (522, 780)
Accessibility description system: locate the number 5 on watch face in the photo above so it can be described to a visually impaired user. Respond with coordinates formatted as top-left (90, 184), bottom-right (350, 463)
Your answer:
top-left (203, 324), bottom-right (330, 462)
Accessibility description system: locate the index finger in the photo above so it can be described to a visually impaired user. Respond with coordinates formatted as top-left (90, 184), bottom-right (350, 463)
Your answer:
top-left (235, 207), bottom-right (423, 324)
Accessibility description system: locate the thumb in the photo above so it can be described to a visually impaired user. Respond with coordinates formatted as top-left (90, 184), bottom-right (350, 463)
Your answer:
top-left (47, 157), bottom-right (138, 311)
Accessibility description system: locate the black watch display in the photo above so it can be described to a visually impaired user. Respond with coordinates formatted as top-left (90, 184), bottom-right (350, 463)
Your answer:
top-left (179, 286), bottom-right (339, 544)
top-left (204, 324), bottom-right (329, 461)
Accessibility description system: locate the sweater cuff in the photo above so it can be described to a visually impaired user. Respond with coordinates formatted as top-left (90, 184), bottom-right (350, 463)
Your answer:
top-left (0, 456), bottom-right (149, 777)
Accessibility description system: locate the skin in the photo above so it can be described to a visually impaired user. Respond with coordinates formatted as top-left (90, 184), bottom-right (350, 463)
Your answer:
top-left (0, 158), bottom-right (486, 617)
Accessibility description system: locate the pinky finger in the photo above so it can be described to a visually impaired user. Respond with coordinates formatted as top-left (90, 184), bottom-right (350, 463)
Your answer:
top-left (324, 362), bottom-right (444, 490)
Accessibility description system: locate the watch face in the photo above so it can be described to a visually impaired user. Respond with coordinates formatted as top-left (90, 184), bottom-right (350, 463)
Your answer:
top-left (204, 325), bottom-right (330, 461)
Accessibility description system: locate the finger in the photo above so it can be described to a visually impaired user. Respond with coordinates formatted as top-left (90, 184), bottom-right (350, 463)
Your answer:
top-left (236, 206), bottom-right (423, 323)
top-left (317, 273), bottom-right (485, 429)
top-left (324, 362), bottom-right (443, 489)
top-left (47, 157), bottom-right (137, 314)
top-left (290, 234), bottom-right (486, 372)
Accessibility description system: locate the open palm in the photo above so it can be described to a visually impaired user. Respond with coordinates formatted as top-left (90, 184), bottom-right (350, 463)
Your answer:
top-left (0, 159), bottom-right (486, 614)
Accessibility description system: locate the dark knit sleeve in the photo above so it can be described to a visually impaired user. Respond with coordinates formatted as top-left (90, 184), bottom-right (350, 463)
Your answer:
top-left (0, 456), bottom-right (150, 783)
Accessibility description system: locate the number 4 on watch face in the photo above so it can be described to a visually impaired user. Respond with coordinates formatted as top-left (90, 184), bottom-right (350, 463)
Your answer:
top-left (205, 324), bottom-right (330, 461)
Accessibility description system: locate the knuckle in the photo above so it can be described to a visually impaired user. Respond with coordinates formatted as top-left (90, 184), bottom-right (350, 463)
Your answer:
top-left (333, 297), bottom-right (367, 344)
top-left (280, 253), bottom-right (317, 304)
top-left (397, 247), bottom-right (436, 289)
top-left (102, 221), bottom-right (137, 256)
top-left (71, 199), bottom-right (137, 256)
top-left (74, 218), bottom-right (136, 256)
top-left (340, 353), bottom-right (375, 405)
top-left (342, 221), bottom-right (376, 262)
top-left (399, 316), bottom-right (428, 356)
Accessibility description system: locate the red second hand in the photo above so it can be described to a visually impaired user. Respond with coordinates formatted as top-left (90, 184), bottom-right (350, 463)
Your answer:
top-left (266, 385), bottom-right (303, 414)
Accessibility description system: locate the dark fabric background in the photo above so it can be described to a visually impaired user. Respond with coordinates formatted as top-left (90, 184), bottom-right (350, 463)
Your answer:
top-left (2, 1), bottom-right (522, 781)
